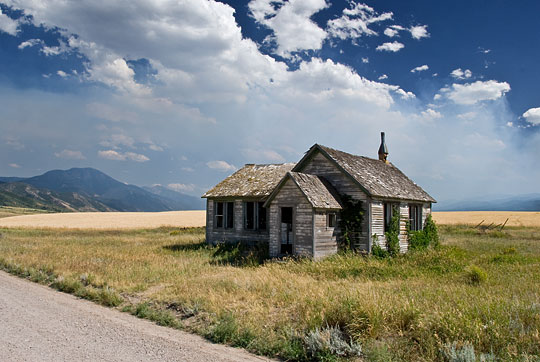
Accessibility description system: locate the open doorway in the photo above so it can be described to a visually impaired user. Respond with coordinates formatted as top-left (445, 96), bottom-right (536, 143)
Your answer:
top-left (280, 207), bottom-right (293, 254)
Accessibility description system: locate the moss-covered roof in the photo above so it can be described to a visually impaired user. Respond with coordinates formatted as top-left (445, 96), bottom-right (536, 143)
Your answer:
top-left (288, 172), bottom-right (342, 209)
top-left (203, 144), bottom-right (436, 203)
top-left (295, 144), bottom-right (436, 202)
top-left (202, 163), bottom-right (295, 198)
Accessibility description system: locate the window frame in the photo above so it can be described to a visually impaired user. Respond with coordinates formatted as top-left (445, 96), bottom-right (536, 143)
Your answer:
top-left (408, 204), bottom-right (422, 231)
top-left (214, 200), bottom-right (234, 229)
top-left (383, 202), bottom-right (399, 233)
top-left (257, 202), bottom-right (267, 231)
top-left (327, 212), bottom-right (337, 228)
top-left (243, 201), bottom-right (267, 231)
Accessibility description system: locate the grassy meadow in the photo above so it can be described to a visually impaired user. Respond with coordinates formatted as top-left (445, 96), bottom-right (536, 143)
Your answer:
top-left (0, 224), bottom-right (539, 361)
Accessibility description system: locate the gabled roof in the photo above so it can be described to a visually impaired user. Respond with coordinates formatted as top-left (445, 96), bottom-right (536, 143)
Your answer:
top-left (202, 163), bottom-right (295, 198)
top-left (264, 172), bottom-right (342, 209)
top-left (293, 144), bottom-right (436, 203)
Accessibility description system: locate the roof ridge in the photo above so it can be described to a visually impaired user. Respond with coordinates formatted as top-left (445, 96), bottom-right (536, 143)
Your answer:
top-left (245, 162), bottom-right (296, 166)
top-left (316, 144), bottom-right (381, 163)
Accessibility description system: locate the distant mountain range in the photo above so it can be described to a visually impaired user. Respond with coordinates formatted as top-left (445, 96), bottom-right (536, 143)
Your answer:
top-left (0, 168), bottom-right (205, 212)
top-left (434, 193), bottom-right (540, 211)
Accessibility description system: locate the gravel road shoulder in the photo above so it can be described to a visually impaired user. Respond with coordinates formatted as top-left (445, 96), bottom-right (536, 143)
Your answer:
top-left (0, 271), bottom-right (269, 362)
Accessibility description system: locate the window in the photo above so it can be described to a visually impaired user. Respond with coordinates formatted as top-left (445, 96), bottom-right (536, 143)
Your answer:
top-left (215, 201), bottom-right (224, 228)
top-left (383, 203), bottom-right (398, 233)
top-left (244, 201), bottom-right (267, 231)
top-left (226, 201), bottom-right (234, 229)
top-left (245, 201), bottom-right (255, 229)
top-left (257, 202), bottom-right (267, 230)
top-left (327, 213), bottom-right (336, 228)
top-left (409, 204), bottom-right (422, 231)
top-left (215, 201), bottom-right (234, 229)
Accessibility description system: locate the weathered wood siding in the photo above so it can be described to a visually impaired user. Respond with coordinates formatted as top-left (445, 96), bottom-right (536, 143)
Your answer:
top-left (297, 151), bottom-right (369, 250)
top-left (399, 203), bottom-right (409, 253)
top-left (369, 200), bottom-right (408, 253)
top-left (206, 198), bottom-right (213, 242)
top-left (370, 200), bottom-right (385, 248)
top-left (268, 178), bottom-right (313, 257)
top-left (314, 211), bottom-right (338, 258)
top-left (422, 203), bottom-right (431, 225)
top-left (205, 198), bottom-right (269, 245)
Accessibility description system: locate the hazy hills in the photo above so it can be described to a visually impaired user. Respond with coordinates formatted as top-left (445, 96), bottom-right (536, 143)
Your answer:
top-left (0, 168), bottom-right (204, 212)
top-left (434, 193), bottom-right (540, 211)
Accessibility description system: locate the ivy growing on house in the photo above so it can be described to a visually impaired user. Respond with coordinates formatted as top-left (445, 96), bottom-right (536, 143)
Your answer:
top-left (408, 214), bottom-right (439, 250)
top-left (385, 206), bottom-right (401, 257)
top-left (338, 194), bottom-right (364, 250)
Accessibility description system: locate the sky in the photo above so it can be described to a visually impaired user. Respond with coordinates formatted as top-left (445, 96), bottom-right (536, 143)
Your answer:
top-left (0, 0), bottom-right (539, 201)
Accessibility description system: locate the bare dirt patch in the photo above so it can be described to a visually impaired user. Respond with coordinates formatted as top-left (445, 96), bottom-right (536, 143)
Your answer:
top-left (0, 210), bottom-right (206, 229)
top-left (432, 211), bottom-right (540, 227)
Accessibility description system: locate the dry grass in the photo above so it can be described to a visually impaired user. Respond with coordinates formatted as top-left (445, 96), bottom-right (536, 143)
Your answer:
top-left (0, 225), bottom-right (539, 361)
top-left (432, 211), bottom-right (540, 227)
top-left (0, 210), bottom-right (206, 229)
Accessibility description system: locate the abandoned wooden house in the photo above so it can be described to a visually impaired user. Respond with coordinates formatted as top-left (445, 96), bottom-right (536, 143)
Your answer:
top-left (202, 133), bottom-right (436, 258)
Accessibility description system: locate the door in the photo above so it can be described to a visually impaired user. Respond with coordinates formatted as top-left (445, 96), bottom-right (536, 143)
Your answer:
top-left (280, 207), bottom-right (293, 254)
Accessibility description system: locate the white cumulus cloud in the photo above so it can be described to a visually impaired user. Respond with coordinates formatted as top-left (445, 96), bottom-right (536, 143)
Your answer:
top-left (421, 108), bottom-right (442, 119)
top-left (18, 38), bottom-right (42, 49)
top-left (248, 0), bottom-right (329, 57)
top-left (206, 160), bottom-right (237, 172)
top-left (411, 64), bottom-right (429, 73)
top-left (383, 25), bottom-right (404, 37)
top-left (451, 68), bottom-right (472, 80)
top-left (327, 2), bottom-right (393, 42)
top-left (98, 150), bottom-right (149, 162)
top-left (522, 107), bottom-right (540, 125)
top-left (409, 25), bottom-right (429, 39)
top-left (376, 41), bottom-right (404, 52)
top-left (0, 8), bottom-right (19, 35)
top-left (444, 80), bottom-right (511, 105)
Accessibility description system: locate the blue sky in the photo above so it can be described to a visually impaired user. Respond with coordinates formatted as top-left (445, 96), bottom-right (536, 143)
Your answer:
top-left (0, 0), bottom-right (538, 201)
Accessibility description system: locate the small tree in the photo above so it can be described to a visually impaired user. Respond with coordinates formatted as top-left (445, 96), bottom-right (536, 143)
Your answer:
top-left (385, 207), bottom-right (401, 257)
top-left (338, 194), bottom-right (364, 250)
top-left (423, 214), bottom-right (439, 248)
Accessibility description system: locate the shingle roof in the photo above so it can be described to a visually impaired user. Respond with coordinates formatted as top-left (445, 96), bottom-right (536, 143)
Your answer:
top-left (288, 172), bottom-right (342, 209)
top-left (202, 163), bottom-right (295, 198)
top-left (295, 144), bottom-right (436, 202)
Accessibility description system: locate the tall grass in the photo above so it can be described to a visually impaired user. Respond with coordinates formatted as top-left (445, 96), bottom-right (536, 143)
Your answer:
top-left (0, 225), bottom-right (539, 361)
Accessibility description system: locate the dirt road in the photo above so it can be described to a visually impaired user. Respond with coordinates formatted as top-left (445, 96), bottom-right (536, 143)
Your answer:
top-left (0, 271), bottom-right (268, 362)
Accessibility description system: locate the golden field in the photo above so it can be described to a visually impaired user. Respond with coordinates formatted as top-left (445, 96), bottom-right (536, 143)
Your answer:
top-left (0, 210), bottom-right (206, 229)
top-left (1, 208), bottom-right (538, 230)
top-left (432, 211), bottom-right (540, 227)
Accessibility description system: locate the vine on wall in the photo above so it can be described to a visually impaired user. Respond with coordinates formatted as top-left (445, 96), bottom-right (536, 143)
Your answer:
top-left (385, 206), bottom-right (401, 257)
top-left (338, 194), bottom-right (364, 250)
